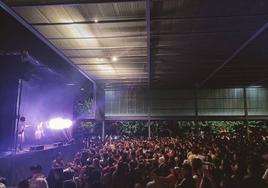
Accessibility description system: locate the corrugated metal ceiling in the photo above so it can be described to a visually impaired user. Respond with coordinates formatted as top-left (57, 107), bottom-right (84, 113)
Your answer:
top-left (3, 0), bottom-right (268, 89)
top-left (5, 0), bottom-right (147, 88)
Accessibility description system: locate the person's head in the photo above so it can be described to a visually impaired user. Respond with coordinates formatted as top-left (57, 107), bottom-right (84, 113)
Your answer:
top-left (191, 147), bottom-right (198, 155)
top-left (74, 157), bottom-right (81, 165)
top-left (0, 183), bottom-right (5, 188)
top-left (17, 179), bottom-right (29, 188)
top-left (0, 177), bottom-right (6, 187)
top-left (181, 163), bottom-right (192, 178)
top-left (63, 170), bottom-right (74, 181)
top-left (121, 152), bottom-right (128, 161)
top-left (29, 178), bottom-right (48, 188)
top-left (30, 165), bottom-right (42, 174)
top-left (56, 152), bottom-right (63, 160)
top-left (93, 158), bottom-right (100, 167)
top-left (129, 160), bottom-right (137, 170)
top-left (103, 152), bottom-right (109, 160)
top-left (158, 156), bottom-right (165, 165)
top-left (63, 180), bottom-right (76, 188)
top-left (171, 166), bottom-right (180, 177)
top-left (138, 163), bottom-right (145, 171)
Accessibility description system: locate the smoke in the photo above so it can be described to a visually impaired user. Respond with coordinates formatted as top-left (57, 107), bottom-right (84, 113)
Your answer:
top-left (19, 78), bottom-right (76, 144)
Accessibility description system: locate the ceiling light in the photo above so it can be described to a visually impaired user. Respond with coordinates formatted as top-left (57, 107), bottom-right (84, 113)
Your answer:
top-left (112, 56), bottom-right (118, 62)
top-left (94, 19), bottom-right (98, 23)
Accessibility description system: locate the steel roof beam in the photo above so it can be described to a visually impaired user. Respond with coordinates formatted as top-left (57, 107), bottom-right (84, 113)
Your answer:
top-left (198, 22), bottom-right (268, 88)
top-left (61, 45), bottom-right (199, 51)
top-left (47, 34), bottom-right (147, 40)
top-left (31, 17), bottom-right (145, 26)
top-left (30, 14), bottom-right (268, 26)
top-left (0, 0), bottom-right (96, 84)
top-left (61, 46), bottom-right (147, 50)
top-left (249, 77), bottom-right (268, 86)
top-left (76, 62), bottom-right (147, 65)
top-left (7, 0), bottom-right (145, 7)
top-left (68, 55), bottom-right (147, 58)
top-left (105, 115), bottom-right (268, 121)
top-left (151, 14), bottom-right (268, 21)
top-left (46, 31), bottom-right (242, 40)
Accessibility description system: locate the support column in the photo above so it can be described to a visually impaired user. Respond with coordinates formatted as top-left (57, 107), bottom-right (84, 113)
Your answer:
top-left (146, 0), bottom-right (152, 139)
top-left (243, 88), bottom-right (249, 141)
top-left (102, 120), bottom-right (105, 142)
top-left (14, 79), bottom-right (23, 153)
top-left (148, 119), bottom-right (151, 139)
top-left (194, 88), bottom-right (199, 126)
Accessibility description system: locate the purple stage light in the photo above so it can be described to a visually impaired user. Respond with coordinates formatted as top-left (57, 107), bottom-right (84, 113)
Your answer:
top-left (48, 117), bottom-right (73, 130)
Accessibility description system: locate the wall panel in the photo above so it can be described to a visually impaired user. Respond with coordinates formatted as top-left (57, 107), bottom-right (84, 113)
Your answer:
top-left (197, 89), bottom-right (244, 116)
top-left (105, 88), bottom-right (268, 118)
top-left (247, 88), bottom-right (268, 115)
top-left (150, 90), bottom-right (195, 116)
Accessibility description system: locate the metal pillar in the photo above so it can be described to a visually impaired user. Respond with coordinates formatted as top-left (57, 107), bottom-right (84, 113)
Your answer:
top-left (148, 119), bottom-right (151, 139)
top-left (194, 88), bottom-right (199, 126)
top-left (243, 88), bottom-right (249, 140)
top-left (146, 0), bottom-right (152, 139)
top-left (102, 120), bottom-right (105, 142)
top-left (14, 79), bottom-right (23, 153)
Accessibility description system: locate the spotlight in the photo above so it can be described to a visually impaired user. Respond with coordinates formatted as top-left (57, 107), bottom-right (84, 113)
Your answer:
top-left (112, 56), bottom-right (117, 62)
top-left (48, 118), bottom-right (73, 130)
top-left (94, 19), bottom-right (98, 23)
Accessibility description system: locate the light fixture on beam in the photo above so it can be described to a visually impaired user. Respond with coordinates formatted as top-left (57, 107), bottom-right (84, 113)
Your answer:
top-left (112, 56), bottom-right (118, 62)
top-left (94, 19), bottom-right (99, 23)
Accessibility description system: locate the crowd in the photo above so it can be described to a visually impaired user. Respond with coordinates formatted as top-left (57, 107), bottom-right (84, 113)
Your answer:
top-left (14, 132), bottom-right (268, 188)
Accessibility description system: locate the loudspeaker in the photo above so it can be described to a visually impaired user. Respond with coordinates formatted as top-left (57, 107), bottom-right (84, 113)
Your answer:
top-left (53, 142), bottom-right (63, 147)
top-left (30, 145), bottom-right (44, 151)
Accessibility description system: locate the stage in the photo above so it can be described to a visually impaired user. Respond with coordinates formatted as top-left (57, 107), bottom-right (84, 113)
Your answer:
top-left (0, 142), bottom-right (82, 186)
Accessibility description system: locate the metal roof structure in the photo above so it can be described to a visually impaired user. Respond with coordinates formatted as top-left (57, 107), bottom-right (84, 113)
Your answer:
top-left (2, 0), bottom-right (268, 89)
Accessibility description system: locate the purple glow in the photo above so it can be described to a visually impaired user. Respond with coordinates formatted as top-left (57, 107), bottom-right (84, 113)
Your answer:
top-left (48, 117), bottom-right (73, 130)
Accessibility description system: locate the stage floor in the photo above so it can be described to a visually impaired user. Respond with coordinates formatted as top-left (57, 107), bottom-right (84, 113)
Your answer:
top-left (0, 143), bottom-right (66, 158)
top-left (0, 142), bottom-right (82, 186)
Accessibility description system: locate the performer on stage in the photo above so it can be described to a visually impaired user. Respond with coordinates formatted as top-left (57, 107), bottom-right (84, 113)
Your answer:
top-left (35, 122), bottom-right (45, 143)
top-left (18, 116), bottom-right (26, 150)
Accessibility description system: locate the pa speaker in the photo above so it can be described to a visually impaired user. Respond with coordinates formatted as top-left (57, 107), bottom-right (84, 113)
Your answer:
top-left (53, 142), bottom-right (63, 147)
top-left (30, 145), bottom-right (44, 151)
